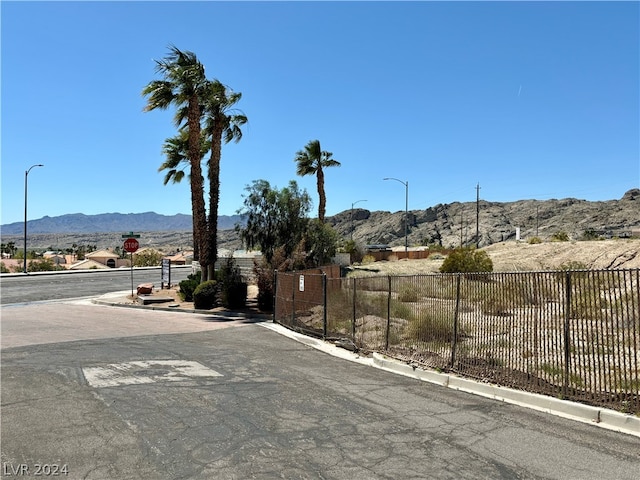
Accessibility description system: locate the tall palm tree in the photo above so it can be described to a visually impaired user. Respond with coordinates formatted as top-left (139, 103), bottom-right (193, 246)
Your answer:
top-left (201, 80), bottom-right (247, 279)
top-left (142, 46), bottom-right (211, 279)
top-left (159, 128), bottom-right (210, 260)
top-left (294, 140), bottom-right (341, 223)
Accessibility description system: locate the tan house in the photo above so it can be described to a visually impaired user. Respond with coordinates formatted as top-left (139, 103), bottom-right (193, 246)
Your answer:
top-left (84, 249), bottom-right (130, 268)
top-left (165, 250), bottom-right (193, 265)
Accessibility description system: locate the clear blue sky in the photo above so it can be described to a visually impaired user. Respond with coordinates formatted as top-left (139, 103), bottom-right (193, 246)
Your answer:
top-left (2, 1), bottom-right (639, 226)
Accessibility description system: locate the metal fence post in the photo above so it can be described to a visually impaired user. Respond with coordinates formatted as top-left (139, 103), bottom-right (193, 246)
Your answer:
top-left (450, 274), bottom-right (462, 368)
top-left (322, 273), bottom-right (327, 339)
top-left (273, 269), bottom-right (278, 323)
top-left (291, 272), bottom-right (296, 325)
top-left (385, 276), bottom-right (391, 350)
top-left (563, 270), bottom-right (572, 398)
top-left (352, 277), bottom-right (357, 342)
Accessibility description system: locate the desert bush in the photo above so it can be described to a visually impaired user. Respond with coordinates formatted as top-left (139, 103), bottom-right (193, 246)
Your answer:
top-left (407, 310), bottom-right (456, 343)
top-left (362, 254), bottom-right (376, 264)
top-left (551, 231), bottom-right (570, 242)
top-left (528, 236), bottom-right (542, 244)
top-left (481, 295), bottom-right (513, 316)
top-left (0, 262), bottom-right (9, 273)
top-left (179, 271), bottom-right (201, 301)
top-left (390, 299), bottom-right (413, 320)
top-left (440, 248), bottom-right (493, 273)
top-left (559, 260), bottom-right (588, 271)
top-left (193, 280), bottom-right (219, 310)
top-left (397, 283), bottom-right (419, 302)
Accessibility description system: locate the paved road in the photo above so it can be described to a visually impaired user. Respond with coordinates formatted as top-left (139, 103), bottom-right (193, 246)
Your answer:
top-left (1, 300), bottom-right (639, 479)
top-left (0, 266), bottom-right (192, 305)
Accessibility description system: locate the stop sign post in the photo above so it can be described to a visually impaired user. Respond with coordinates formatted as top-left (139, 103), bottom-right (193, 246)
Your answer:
top-left (121, 232), bottom-right (141, 297)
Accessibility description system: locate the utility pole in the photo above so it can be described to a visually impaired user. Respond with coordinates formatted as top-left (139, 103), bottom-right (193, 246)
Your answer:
top-left (475, 183), bottom-right (481, 248)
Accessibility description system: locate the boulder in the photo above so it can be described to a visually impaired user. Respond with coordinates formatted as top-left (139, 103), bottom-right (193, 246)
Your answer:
top-left (137, 283), bottom-right (154, 295)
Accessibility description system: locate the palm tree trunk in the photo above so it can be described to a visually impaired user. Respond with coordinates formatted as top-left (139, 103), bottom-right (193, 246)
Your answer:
top-left (317, 165), bottom-right (326, 223)
top-left (187, 96), bottom-right (209, 282)
top-left (206, 123), bottom-right (223, 281)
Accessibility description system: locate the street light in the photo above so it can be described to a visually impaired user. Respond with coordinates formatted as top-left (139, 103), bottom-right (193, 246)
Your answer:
top-left (383, 177), bottom-right (409, 253)
top-left (24, 164), bottom-right (44, 273)
top-left (350, 199), bottom-right (367, 241)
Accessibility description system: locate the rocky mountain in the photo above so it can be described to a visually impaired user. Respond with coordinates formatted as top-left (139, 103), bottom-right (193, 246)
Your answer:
top-left (2, 190), bottom-right (638, 252)
top-left (331, 189), bottom-right (640, 249)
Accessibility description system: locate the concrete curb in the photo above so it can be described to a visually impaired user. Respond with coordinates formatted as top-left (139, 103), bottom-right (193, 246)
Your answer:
top-left (92, 291), bottom-right (272, 321)
top-left (371, 352), bottom-right (639, 438)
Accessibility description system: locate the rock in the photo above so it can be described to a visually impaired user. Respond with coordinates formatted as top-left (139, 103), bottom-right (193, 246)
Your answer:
top-left (137, 283), bottom-right (154, 295)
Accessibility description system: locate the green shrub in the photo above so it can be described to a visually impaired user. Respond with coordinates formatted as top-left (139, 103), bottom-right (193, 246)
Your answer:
top-left (253, 259), bottom-right (274, 312)
top-left (219, 257), bottom-right (248, 309)
top-left (528, 236), bottom-right (542, 244)
top-left (179, 271), bottom-right (201, 302)
top-left (0, 262), bottom-right (9, 273)
top-left (439, 248), bottom-right (493, 273)
top-left (193, 280), bottom-right (219, 310)
top-left (27, 258), bottom-right (65, 272)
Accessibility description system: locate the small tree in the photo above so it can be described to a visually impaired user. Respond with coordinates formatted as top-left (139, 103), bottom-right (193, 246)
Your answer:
top-left (237, 179), bottom-right (311, 264)
top-left (133, 250), bottom-right (164, 267)
top-left (304, 219), bottom-right (338, 267)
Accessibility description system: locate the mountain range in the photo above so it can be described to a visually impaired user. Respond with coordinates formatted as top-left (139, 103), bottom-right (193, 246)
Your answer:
top-left (1, 190), bottom-right (639, 251)
top-left (0, 212), bottom-right (244, 235)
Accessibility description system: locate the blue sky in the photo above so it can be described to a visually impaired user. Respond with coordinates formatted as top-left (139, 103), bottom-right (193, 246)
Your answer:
top-left (2, 1), bottom-right (638, 226)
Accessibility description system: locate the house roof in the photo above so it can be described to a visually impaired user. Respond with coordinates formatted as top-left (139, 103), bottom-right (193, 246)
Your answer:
top-left (85, 249), bottom-right (119, 258)
top-left (69, 259), bottom-right (110, 270)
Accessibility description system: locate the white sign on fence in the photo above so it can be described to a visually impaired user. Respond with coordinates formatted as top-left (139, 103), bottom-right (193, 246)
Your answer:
top-left (299, 275), bottom-right (305, 292)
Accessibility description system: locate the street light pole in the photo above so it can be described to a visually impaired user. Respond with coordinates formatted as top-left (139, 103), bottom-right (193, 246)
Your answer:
top-left (383, 177), bottom-right (409, 253)
top-left (24, 164), bottom-right (44, 273)
top-left (350, 199), bottom-right (367, 241)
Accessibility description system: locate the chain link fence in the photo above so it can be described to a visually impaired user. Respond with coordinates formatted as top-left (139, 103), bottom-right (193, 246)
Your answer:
top-left (274, 268), bottom-right (639, 414)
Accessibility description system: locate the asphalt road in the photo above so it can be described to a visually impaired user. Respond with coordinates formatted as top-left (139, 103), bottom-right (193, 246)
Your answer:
top-left (0, 266), bottom-right (192, 305)
top-left (1, 299), bottom-right (639, 479)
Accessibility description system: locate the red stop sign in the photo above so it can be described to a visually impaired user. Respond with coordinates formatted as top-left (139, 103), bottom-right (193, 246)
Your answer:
top-left (123, 238), bottom-right (139, 253)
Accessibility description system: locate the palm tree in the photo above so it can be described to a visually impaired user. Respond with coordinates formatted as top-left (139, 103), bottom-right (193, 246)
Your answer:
top-left (159, 128), bottom-right (210, 260)
top-left (294, 140), bottom-right (341, 223)
top-left (201, 80), bottom-right (247, 279)
top-left (142, 46), bottom-right (211, 279)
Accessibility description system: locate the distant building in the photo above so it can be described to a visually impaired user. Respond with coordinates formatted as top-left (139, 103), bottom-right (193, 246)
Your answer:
top-left (83, 249), bottom-right (129, 268)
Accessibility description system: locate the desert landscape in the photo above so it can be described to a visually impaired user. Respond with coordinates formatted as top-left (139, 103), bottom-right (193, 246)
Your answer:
top-left (347, 238), bottom-right (640, 277)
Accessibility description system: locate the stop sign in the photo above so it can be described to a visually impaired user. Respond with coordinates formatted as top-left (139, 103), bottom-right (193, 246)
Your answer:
top-left (123, 238), bottom-right (139, 253)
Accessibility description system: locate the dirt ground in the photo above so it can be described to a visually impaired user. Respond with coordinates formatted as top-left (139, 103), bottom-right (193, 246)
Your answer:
top-left (349, 239), bottom-right (640, 276)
